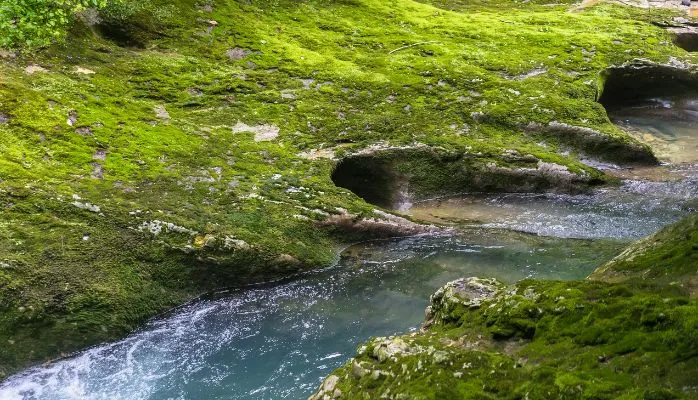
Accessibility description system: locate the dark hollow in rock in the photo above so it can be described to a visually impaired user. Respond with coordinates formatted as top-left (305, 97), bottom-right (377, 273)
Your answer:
top-left (96, 22), bottom-right (155, 48)
top-left (331, 155), bottom-right (404, 209)
top-left (598, 64), bottom-right (698, 109)
top-left (673, 30), bottom-right (698, 52)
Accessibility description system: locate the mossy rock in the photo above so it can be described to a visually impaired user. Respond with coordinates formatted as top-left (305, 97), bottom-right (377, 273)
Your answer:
top-left (0, 0), bottom-right (696, 378)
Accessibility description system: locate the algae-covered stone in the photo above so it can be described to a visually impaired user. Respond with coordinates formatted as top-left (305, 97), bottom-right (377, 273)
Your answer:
top-left (373, 337), bottom-right (411, 362)
top-left (426, 277), bottom-right (504, 326)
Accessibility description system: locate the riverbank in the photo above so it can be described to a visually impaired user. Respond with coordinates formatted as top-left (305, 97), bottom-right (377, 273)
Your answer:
top-left (1, 0), bottom-right (697, 378)
top-left (312, 214), bottom-right (698, 399)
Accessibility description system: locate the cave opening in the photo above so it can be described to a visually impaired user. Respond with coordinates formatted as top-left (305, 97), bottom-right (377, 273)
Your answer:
top-left (673, 30), bottom-right (698, 52)
top-left (331, 156), bottom-right (401, 209)
top-left (598, 65), bottom-right (698, 110)
top-left (599, 65), bottom-right (698, 163)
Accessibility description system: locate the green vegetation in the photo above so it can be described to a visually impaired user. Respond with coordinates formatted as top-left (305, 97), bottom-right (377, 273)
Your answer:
top-left (316, 215), bottom-right (698, 399)
top-left (0, 0), bottom-right (108, 48)
top-left (0, 0), bottom-right (695, 378)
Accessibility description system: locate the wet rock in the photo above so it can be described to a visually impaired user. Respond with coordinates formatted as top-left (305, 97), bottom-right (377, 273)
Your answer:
top-left (154, 105), bottom-right (170, 121)
top-left (426, 277), bottom-right (504, 326)
top-left (317, 208), bottom-right (445, 239)
top-left (231, 121), bottom-right (280, 142)
top-left (226, 47), bottom-right (253, 60)
top-left (432, 277), bottom-right (504, 309)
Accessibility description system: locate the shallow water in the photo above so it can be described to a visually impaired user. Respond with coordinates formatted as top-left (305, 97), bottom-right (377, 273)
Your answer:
top-left (408, 168), bottom-right (697, 239)
top-left (0, 232), bottom-right (624, 400)
top-left (608, 95), bottom-right (698, 163)
top-left (408, 94), bottom-right (698, 237)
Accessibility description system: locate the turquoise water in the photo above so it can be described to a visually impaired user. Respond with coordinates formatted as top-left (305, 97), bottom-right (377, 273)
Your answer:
top-left (0, 231), bottom-right (623, 400)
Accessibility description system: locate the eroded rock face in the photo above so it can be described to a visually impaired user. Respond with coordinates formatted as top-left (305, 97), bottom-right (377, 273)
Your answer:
top-left (670, 27), bottom-right (698, 52)
top-left (599, 61), bottom-right (698, 108)
top-left (331, 148), bottom-right (604, 211)
top-left (524, 121), bottom-right (656, 164)
top-left (316, 208), bottom-right (446, 238)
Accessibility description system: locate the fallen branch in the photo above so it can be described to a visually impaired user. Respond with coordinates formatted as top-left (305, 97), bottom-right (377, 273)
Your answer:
top-left (388, 41), bottom-right (438, 55)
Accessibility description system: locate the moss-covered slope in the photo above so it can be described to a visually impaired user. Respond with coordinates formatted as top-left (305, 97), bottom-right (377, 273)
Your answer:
top-left (1, 0), bottom-right (696, 377)
top-left (312, 214), bottom-right (698, 400)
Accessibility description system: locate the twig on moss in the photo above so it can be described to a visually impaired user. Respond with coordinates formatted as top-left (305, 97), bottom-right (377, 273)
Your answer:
top-left (388, 41), bottom-right (438, 55)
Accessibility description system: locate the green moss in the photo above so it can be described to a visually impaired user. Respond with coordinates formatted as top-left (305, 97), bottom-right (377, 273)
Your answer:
top-left (1, 0), bottom-right (696, 377)
top-left (590, 213), bottom-right (698, 295)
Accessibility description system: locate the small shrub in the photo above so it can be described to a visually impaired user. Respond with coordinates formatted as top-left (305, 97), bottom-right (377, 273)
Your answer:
top-left (0, 0), bottom-right (108, 48)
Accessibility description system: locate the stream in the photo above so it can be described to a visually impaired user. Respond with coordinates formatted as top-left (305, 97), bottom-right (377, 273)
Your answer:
top-left (0, 96), bottom-right (697, 400)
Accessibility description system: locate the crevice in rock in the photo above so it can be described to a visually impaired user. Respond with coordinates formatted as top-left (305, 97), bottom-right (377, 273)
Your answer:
top-left (672, 30), bottom-right (698, 52)
top-left (331, 155), bottom-right (407, 209)
top-left (598, 64), bottom-right (698, 109)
